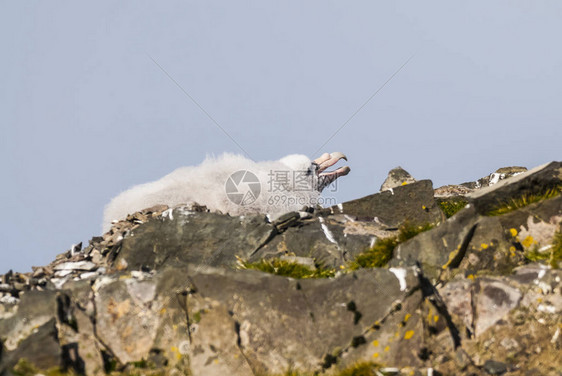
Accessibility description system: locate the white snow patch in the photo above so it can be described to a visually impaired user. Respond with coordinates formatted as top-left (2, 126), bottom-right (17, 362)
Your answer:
top-left (369, 237), bottom-right (377, 248)
top-left (389, 267), bottom-right (408, 291)
top-left (318, 217), bottom-right (338, 245)
top-left (388, 188), bottom-right (394, 195)
top-left (337, 203), bottom-right (343, 213)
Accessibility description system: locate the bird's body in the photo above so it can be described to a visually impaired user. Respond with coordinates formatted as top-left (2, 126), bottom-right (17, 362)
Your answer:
top-left (102, 152), bottom-right (349, 232)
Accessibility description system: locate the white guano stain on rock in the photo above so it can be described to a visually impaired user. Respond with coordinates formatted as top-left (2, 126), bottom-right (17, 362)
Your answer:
top-left (389, 267), bottom-right (408, 291)
top-left (162, 208), bottom-right (174, 220)
top-left (318, 217), bottom-right (338, 245)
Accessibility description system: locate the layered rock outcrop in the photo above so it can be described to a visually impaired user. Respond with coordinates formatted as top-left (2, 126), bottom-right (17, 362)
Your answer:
top-left (1, 162), bottom-right (561, 376)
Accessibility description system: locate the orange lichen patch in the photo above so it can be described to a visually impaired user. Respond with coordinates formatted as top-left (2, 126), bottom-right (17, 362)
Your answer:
top-left (107, 298), bottom-right (131, 322)
top-left (467, 274), bottom-right (475, 280)
top-left (404, 330), bottom-right (415, 340)
top-left (116, 258), bottom-right (129, 271)
top-left (522, 236), bottom-right (536, 248)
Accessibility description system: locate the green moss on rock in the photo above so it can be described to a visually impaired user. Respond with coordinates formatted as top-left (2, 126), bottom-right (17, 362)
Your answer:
top-left (436, 197), bottom-right (469, 218)
top-left (239, 258), bottom-right (336, 279)
top-left (526, 230), bottom-right (562, 268)
top-left (349, 222), bottom-right (434, 269)
top-left (486, 186), bottom-right (561, 216)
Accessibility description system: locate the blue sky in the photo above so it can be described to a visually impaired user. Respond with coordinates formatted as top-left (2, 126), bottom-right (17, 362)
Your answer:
top-left (1, 1), bottom-right (561, 273)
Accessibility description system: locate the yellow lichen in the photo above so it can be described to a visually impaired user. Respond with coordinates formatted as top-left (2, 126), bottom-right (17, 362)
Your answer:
top-left (404, 330), bottom-right (415, 340)
top-left (522, 236), bottom-right (536, 248)
top-left (481, 243), bottom-right (489, 250)
top-left (372, 340), bottom-right (379, 347)
top-left (510, 228), bottom-right (518, 237)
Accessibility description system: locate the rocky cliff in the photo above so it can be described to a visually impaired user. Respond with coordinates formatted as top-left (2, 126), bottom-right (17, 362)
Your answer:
top-left (1, 162), bottom-right (561, 376)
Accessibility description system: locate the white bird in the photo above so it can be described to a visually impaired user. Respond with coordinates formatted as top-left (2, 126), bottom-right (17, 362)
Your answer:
top-left (102, 152), bottom-right (350, 232)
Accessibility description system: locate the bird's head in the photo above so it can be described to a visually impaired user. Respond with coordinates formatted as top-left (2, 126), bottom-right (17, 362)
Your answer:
top-left (279, 152), bottom-right (350, 192)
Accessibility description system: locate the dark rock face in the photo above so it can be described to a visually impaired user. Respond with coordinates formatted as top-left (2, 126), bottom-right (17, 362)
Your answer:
top-left (114, 211), bottom-right (275, 271)
top-left (1, 161), bottom-right (561, 375)
top-left (333, 180), bottom-right (443, 227)
top-left (183, 266), bottom-right (421, 374)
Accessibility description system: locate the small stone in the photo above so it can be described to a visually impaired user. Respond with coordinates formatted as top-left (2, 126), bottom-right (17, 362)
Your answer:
top-left (484, 360), bottom-right (508, 375)
top-left (70, 242), bottom-right (83, 256)
top-left (454, 348), bottom-right (472, 370)
top-left (54, 261), bottom-right (98, 272)
top-left (279, 256), bottom-right (316, 269)
top-left (0, 295), bottom-right (19, 305)
top-left (116, 258), bottom-right (128, 271)
top-left (142, 204), bottom-right (169, 214)
top-left (31, 267), bottom-right (45, 278)
top-left (500, 337), bottom-right (519, 350)
top-left (55, 270), bottom-right (73, 278)
top-left (380, 166), bottom-right (416, 192)
top-left (90, 249), bottom-right (103, 264)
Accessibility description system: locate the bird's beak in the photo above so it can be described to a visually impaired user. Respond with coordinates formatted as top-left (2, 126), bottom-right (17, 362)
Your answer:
top-left (314, 152), bottom-right (349, 175)
top-left (313, 152), bottom-right (350, 192)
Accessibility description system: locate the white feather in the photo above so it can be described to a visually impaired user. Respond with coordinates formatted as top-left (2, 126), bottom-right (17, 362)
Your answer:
top-left (102, 153), bottom-right (321, 232)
